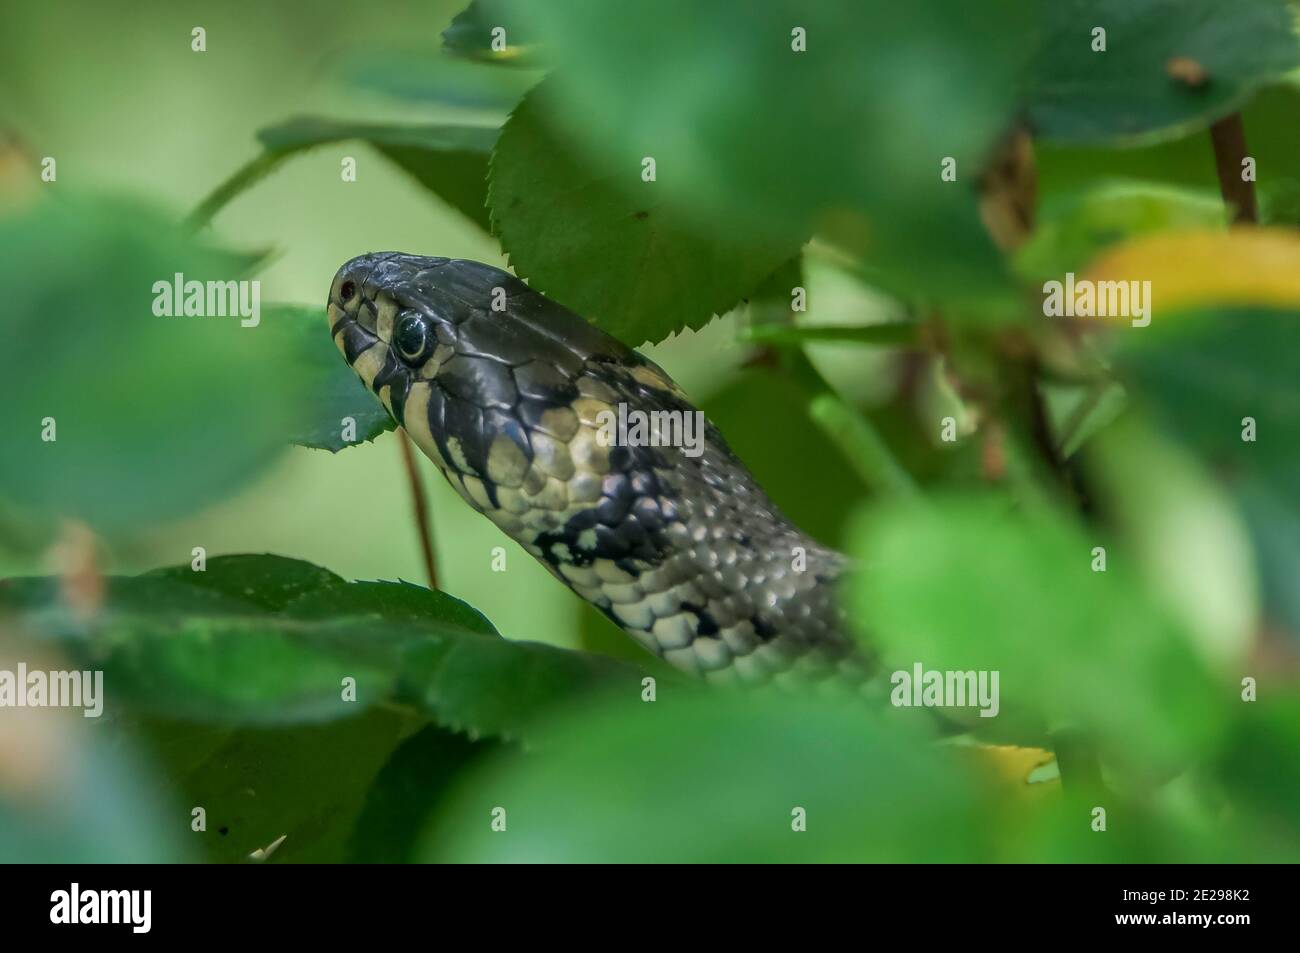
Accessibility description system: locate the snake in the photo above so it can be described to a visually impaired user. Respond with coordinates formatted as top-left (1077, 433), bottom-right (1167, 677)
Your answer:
top-left (327, 253), bottom-right (872, 688)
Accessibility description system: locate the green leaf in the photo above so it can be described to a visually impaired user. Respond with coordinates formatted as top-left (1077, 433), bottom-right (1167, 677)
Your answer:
top-left (1215, 692), bottom-right (1300, 858)
top-left (347, 723), bottom-right (497, 863)
top-left (846, 494), bottom-right (1228, 774)
top-left (394, 631), bottom-right (645, 743)
top-left (284, 579), bottom-right (497, 637)
top-left (1237, 480), bottom-right (1300, 638)
top-left (489, 84), bottom-right (803, 344)
top-left (1082, 418), bottom-right (1259, 666)
top-left (1028, 0), bottom-right (1300, 144)
top-left (496, 0), bottom-right (1031, 316)
top-left (139, 707), bottom-right (421, 863)
top-left (1112, 306), bottom-right (1300, 642)
top-left (339, 49), bottom-right (542, 114)
top-left (260, 305), bottom-right (396, 451)
top-left (442, 1), bottom-right (543, 66)
top-left (144, 553), bottom-right (345, 610)
top-left (191, 118), bottom-right (499, 232)
top-left (1113, 308), bottom-right (1300, 508)
top-left (2, 554), bottom-right (639, 740)
top-left (420, 692), bottom-right (988, 862)
top-left (0, 194), bottom-right (308, 538)
top-left (1008, 784), bottom-right (1240, 863)
top-left (40, 612), bottom-right (402, 724)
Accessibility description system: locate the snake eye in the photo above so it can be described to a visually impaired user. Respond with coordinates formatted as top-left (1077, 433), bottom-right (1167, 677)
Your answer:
top-left (339, 280), bottom-right (357, 302)
top-left (395, 315), bottom-right (429, 362)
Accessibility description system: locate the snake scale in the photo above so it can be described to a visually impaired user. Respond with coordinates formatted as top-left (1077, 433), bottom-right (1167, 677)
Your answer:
top-left (328, 253), bottom-right (872, 687)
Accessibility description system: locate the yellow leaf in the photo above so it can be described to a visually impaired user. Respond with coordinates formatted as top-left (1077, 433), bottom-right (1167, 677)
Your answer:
top-left (1085, 227), bottom-right (1300, 312)
top-left (954, 743), bottom-right (1061, 800)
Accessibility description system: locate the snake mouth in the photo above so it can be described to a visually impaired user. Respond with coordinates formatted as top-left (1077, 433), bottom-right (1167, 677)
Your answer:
top-left (329, 252), bottom-right (467, 422)
top-left (329, 252), bottom-right (443, 379)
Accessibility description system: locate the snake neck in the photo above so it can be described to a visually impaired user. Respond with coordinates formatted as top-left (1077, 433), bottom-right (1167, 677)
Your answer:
top-left (420, 356), bottom-right (867, 688)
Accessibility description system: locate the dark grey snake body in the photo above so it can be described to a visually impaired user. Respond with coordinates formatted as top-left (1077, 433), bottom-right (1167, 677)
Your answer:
top-left (328, 253), bottom-right (871, 687)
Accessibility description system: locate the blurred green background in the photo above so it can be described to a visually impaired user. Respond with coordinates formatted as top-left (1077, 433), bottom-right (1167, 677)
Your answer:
top-left (2, 0), bottom-right (1298, 865)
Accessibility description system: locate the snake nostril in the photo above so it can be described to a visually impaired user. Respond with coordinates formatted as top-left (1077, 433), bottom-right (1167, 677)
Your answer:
top-left (340, 280), bottom-right (357, 302)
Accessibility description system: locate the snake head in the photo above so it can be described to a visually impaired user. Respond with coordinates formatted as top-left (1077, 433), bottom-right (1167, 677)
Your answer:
top-left (328, 252), bottom-right (453, 393)
top-left (328, 252), bottom-right (647, 496)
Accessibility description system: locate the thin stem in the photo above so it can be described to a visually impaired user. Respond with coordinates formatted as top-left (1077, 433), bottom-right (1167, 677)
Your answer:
top-left (1209, 113), bottom-right (1258, 224)
top-left (782, 348), bottom-right (921, 500)
top-left (998, 340), bottom-right (1081, 511)
top-left (806, 392), bottom-right (920, 500)
top-left (397, 428), bottom-right (439, 590)
top-left (745, 258), bottom-right (921, 502)
top-left (1056, 380), bottom-right (1123, 460)
top-left (185, 151), bottom-right (285, 233)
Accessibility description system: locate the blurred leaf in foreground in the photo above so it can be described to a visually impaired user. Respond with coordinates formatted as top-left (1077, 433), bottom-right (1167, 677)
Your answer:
top-left (489, 84), bottom-right (802, 345)
top-left (0, 680), bottom-right (188, 863)
top-left (847, 494), bottom-right (1229, 777)
top-left (1084, 418), bottom-right (1259, 668)
top-left (1236, 482), bottom-right (1300, 638)
top-left (498, 0), bottom-right (1031, 317)
top-left (1215, 692), bottom-right (1300, 859)
top-left (420, 691), bottom-right (989, 862)
top-left (1095, 235), bottom-right (1300, 522)
top-left (1111, 307), bottom-right (1299, 497)
top-left (0, 194), bottom-right (306, 540)
top-left (1110, 304), bottom-right (1299, 640)
top-left (1028, 0), bottom-right (1300, 144)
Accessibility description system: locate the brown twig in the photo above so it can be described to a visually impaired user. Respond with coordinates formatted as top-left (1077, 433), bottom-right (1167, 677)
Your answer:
top-left (1209, 113), bottom-right (1258, 224)
top-left (397, 428), bottom-right (439, 590)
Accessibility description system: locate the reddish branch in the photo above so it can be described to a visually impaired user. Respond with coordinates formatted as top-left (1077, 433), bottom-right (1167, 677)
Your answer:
top-left (397, 428), bottom-right (439, 590)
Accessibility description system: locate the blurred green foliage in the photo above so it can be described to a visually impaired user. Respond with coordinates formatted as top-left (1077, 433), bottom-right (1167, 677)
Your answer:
top-left (0, 196), bottom-right (301, 536)
top-left (1, 0), bottom-right (1299, 864)
top-left (488, 82), bottom-right (803, 344)
top-left (1029, 0), bottom-right (1300, 143)
top-left (497, 0), bottom-right (1032, 315)
top-left (1016, 181), bottom-right (1227, 281)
